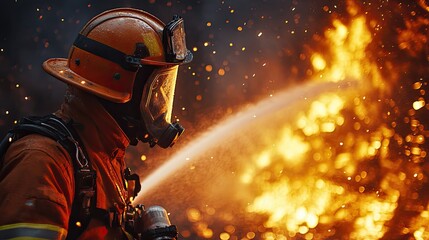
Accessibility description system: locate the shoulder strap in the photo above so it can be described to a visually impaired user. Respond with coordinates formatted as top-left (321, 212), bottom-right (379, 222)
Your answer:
top-left (0, 116), bottom-right (62, 164)
top-left (0, 114), bottom-right (96, 239)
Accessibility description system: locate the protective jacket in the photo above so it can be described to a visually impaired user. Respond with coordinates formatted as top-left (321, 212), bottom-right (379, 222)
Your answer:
top-left (0, 88), bottom-right (131, 239)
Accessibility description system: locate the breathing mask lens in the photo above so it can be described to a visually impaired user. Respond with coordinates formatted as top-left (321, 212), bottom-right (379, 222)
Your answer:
top-left (140, 66), bottom-right (183, 148)
top-left (144, 66), bottom-right (177, 123)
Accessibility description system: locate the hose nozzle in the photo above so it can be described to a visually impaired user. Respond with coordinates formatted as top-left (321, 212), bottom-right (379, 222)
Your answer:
top-left (138, 206), bottom-right (178, 240)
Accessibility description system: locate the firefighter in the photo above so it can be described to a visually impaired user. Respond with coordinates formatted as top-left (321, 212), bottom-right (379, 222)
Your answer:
top-left (0, 8), bottom-right (192, 239)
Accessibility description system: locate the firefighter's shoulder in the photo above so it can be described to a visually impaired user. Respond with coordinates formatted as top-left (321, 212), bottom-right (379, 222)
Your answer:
top-left (2, 133), bottom-right (74, 187)
top-left (5, 133), bottom-right (73, 166)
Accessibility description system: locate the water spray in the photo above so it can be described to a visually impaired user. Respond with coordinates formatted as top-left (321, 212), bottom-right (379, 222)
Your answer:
top-left (135, 80), bottom-right (357, 203)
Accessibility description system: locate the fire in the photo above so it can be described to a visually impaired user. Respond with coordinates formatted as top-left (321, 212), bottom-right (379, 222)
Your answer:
top-left (319, 17), bottom-right (372, 83)
top-left (243, 3), bottom-right (400, 240)
top-left (311, 15), bottom-right (386, 94)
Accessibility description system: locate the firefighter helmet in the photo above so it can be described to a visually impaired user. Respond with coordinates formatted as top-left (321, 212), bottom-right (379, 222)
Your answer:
top-left (42, 8), bottom-right (192, 103)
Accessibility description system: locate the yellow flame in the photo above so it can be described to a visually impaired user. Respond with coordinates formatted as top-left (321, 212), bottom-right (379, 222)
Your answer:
top-left (351, 199), bottom-right (397, 239)
top-left (276, 127), bottom-right (310, 164)
top-left (297, 94), bottom-right (345, 136)
top-left (243, 5), bottom-right (398, 239)
top-left (247, 178), bottom-right (335, 233)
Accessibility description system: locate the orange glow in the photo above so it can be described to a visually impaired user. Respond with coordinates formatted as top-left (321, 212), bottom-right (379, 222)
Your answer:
top-left (242, 4), bottom-right (398, 238)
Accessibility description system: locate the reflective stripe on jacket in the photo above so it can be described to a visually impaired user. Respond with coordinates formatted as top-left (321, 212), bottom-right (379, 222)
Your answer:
top-left (0, 223), bottom-right (67, 240)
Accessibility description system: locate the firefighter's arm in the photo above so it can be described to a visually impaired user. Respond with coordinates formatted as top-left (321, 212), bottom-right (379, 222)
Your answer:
top-left (0, 135), bottom-right (74, 239)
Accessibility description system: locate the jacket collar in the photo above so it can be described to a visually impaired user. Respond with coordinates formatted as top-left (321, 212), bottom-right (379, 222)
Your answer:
top-left (55, 88), bottom-right (130, 159)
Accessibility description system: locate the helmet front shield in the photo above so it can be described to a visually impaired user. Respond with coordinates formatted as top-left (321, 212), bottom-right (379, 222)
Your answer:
top-left (163, 15), bottom-right (193, 64)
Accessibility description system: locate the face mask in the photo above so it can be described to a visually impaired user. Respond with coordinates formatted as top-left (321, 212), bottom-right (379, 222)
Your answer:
top-left (139, 65), bottom-right (184, 148)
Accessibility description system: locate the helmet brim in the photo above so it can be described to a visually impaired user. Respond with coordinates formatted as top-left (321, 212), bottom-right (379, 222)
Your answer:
top-left (43, 58), bottom-right (131, 103)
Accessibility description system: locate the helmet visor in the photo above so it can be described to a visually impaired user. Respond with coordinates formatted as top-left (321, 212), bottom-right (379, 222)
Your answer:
top-left (140, 65), bottom-right (178, 129)
top-left (170, 20), bottom-right (187, 61)
top-left (163, 16), bottom-right (192, 64)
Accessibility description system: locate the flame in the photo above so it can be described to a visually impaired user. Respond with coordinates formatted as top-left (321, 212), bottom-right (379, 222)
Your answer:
top-left (243, 3), bottom-right (401, 239)
top-left (311, 15), bottom-right (387, 94)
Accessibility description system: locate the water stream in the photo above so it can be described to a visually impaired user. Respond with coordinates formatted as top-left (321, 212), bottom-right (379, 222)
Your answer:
top-left (135, 80), bottom-right (356, 203)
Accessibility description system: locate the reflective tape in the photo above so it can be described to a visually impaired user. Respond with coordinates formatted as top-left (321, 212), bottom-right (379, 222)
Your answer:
top-left (0, 223), bottom-right (67, 240)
